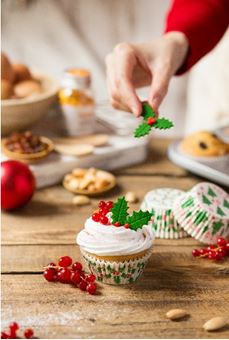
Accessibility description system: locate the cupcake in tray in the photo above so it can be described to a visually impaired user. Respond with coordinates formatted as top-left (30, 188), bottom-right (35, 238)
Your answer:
top-left (141, 188), bottom-right (188, 239)
top-left (77, 197), bottom-right (154, 285)
top-left (173, 182), bottom-right (229, 244)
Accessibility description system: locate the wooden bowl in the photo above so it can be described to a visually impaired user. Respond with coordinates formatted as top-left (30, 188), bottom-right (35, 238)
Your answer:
top-left (63, 169), bottom-right (116, 196)
top-left (1, 72), bottom-right (59, 136)
top-left (2, 136), bottom-right (54, 163)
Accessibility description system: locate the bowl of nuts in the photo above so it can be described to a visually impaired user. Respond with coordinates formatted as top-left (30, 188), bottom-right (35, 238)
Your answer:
top-left (1, 52), bottom-right (59, 136)
top-left (2, 131), bottom-right (54, 163)
top-left (63, 167), bottom-right (116, 195)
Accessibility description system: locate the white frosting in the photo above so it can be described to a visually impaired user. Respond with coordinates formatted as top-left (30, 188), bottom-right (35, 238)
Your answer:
top-left (77, 217), bottom-right (155, 256)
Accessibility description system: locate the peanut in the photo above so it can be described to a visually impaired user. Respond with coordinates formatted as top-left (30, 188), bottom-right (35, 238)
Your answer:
top-left (166, 309), bottom-right (188, 320)
top-left (125, 191), bottom-right (138, 203)
top-left (72, 195), bottom-right (90, 206)
top-left (203, 317), bottom-right (227, 331)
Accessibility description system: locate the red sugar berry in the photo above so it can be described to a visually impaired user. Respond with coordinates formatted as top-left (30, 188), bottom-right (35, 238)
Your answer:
top-left (24, 329), bottom-right (34, 339)
top-left (98, 201), bottom-right (106, 209)
top-left (99, 207), bottom-right (109, 215)
top-left (71, 271), bottom-right (81, 285)
top-left (147, 117), bottom-right (157, 126)
top-left (106, 201), bottom-right (113, 209)
top-left (217, 237), bottom-right (227, 247)
top-left (86, 283), bottom-right (97, 295)
top-left (1, 332), bottom-right (9, 339)
top-left (43, 268), bottom-right (57, 282)
top-left (92, 213), bottom-right (100, 222)
top-left (79, 280), bottom-right (88, 291)
top-left (86, 274), bottom-right (96, 283)
top-left (124, 223), bottom-right (130, 229)
top-left (57, 268), bottom-right (72, 283)
top-left (100, 215), bottom-right (109, 225)
top-left (72, 262), bottom-right (83, 272)
top-left (192, 249), bottom-right (200, 257)
top-left (58, 256), bottom-right (72, 267)
top-left (114, 222), bottom-right (121, 227)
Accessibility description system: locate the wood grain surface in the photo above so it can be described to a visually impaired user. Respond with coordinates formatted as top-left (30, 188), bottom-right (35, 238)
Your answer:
top-left (2, 138), bottom-right (229, 339)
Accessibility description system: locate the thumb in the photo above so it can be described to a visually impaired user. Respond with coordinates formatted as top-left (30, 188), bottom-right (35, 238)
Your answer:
top-left (147, 65), bottom-right (172, 111)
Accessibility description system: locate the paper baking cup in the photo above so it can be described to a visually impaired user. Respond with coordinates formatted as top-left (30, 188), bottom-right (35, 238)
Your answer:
top-left (173, 182), bottom-right (229, 244)
top-left (80, 248), bottom-right (153, 285)
top-left (141, 188), bottom-right (188, 239)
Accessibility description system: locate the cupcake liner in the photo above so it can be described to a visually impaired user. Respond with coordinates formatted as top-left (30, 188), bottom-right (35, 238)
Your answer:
top-left (141, 188), bottom-right (188, 239)
top-left (173, 182), bottom-right (229, 244)
top-left (80, 248), bottom-right (153, 285)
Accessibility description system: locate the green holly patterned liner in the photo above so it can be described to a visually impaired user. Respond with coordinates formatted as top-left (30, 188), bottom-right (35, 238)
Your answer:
top-left (80, 247), bottom-right (153, 285)
top-left (141, 188), bottom-right (188, 239)
top-left (173, 182), bottom-right (229, 244)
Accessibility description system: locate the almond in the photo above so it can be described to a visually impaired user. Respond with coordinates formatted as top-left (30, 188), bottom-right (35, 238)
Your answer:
top-left (72, 195), bottom-right (90, 206)
top-left (203, 317), bottom-right (227, 331)
top-left (166, 309), bottom-right (188, 320)
top-left (125, 191), bottom-right (138, 203)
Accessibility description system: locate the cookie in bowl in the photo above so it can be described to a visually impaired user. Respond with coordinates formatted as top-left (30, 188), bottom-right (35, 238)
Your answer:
top-left (2, 131), bottom-right (53, 163)
top-left (180, 131), bottom-right (229, 157)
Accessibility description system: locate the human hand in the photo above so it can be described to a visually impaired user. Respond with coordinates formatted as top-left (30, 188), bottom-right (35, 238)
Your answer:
top-left (105, 32), bottom-right (189, 116)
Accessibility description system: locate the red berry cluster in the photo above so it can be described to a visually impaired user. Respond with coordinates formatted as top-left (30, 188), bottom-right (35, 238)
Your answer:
top-left (192, 237), bottom-right (229, 261)
top-left (43, 256), bottom-right (97, 294)
top-left (1, 322), bottom-right (34, 339)
top-left (92, 200), bottom-right (113, 225)
top-left (147, 117), bottom-right (157, 126)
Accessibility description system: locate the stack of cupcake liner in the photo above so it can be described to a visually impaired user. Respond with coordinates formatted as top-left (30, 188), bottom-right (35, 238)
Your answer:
top-left (141, 183), bottom-right (229, 243)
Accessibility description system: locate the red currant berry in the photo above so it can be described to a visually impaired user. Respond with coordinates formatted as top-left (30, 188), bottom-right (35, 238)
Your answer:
top-left (218, 247), bottom-right (227, 257)
top-left (86, 274), bottom-right (96, 283)
top-left (114, 222), bottom-right (121, 227)
top-left (192, 249), bottom-right (200, 257)
top-left (225, 242), bottom-right (229, 254)
top-left (57, 268), bottom-right (72, 283)
top-left (217, 237), bottom-right (227, 247)
top-left (92, 213), bottom-right (100, 222)
top-left (9, 322), bottom-right (19, 332)
top-left (72, 262), bottom-right (83, 272)
top-left (98, 201), bottom-right (106, 209)
top-left (58, 256), bottom-right (72, 267)
top-left (199, 248), bottom-right (208, 255)
top-left (1, 332), bottom-right (9, 339)
top-left (47, 262), bottom-right (56, 267)
top-left (100, 215), bottom-right (109, 225)
top-left (71, 271), bottom-right (81, 285)
top-left (43, 268), bottom-right (57, 282)
top-left (86, 283), bottom-right (97, 295)
top-left (106, 201), bottom-right (113, 209)
top-left (147, 117), bottom-right (157, 126)
top-left (24, 329), bottom-right (34, 339)
top-left (124, 223), bottom-right (130, 229)
top-left (208, 250), bottom-right (216, 259)
top-left (207, 245), bottom-right (215, 251)
top-left (79, 280), bottom-right (88, 291)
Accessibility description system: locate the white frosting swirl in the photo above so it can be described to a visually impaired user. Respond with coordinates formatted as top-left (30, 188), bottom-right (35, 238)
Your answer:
top-left (76, 217), bottom-right (155, 256)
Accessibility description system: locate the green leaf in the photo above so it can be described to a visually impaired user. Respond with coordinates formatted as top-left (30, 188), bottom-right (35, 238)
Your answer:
top-left (202, 195), bottom-right (211, 205)
top-left (134, 122), bottom-right (152, 138)
top-left (127, 210), bottom-right (152, 230)
top-left (111, 196), bottom-right (129, 225)
top-left (141, 102), bottom-right (155, 120)
top-left (154, 118), bottom-right (174, 130)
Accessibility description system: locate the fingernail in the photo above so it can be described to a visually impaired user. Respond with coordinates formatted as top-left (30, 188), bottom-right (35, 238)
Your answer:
top-left (132, 106), bottom-right (140, 117)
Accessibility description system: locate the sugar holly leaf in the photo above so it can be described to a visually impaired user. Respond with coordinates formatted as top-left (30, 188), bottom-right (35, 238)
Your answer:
top-left (111, 196), bottom-right (129, 225)
top-left (141, 102), bottom-right (155, 120)
top-left (127, 210), bottom-right (152, 230)
top-left (134, 122), bottom-right (152, 138)
top-left (154, 118), bottom-right (174, 130)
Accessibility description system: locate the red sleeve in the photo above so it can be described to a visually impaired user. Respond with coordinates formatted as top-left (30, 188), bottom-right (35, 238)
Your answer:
top-left (164, 0), bottom-right (229, 74)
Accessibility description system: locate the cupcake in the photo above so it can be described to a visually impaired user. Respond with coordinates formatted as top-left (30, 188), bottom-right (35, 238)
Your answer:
top-left (141, 188), bottom-right (188, 239)
top-left (77, 197), bottom-right (154, 285)
top-left (173, 182), bottom-right (229, 244)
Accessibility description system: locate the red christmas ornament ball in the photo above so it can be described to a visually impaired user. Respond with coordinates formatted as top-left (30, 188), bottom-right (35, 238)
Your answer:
top-left (1, 160), bottom-right (36, 210)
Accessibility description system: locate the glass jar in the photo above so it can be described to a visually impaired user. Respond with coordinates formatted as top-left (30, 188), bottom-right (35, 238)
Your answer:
top-left (59, 68), bottom-right (95, 136)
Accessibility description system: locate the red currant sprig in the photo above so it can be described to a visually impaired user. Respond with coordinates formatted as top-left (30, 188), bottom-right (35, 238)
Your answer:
top-left (92, 200), bottom-right (113, 225)
top-left (1, 322), bottom-right (35, 339)
top-left (43, 256), bottom-right (97, 295)
top-left (192, 237), bottom-right (229, 261)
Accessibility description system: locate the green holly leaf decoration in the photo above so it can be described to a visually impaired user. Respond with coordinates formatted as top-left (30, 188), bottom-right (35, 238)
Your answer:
top-left (134, 102), bottom-right (174, 138)
top-left (127, 210), bottom-right (152, 231)
top-left (111, 196), bottom-right (129, 225)
top-left (153, 118), bottom-right (174, 130)
top-left (134, 122), bottom-right (152, 138)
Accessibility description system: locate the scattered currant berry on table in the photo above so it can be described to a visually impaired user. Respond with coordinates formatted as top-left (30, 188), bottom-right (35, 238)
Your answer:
top-left (147, 117), bottom-right (157, 126)
top-left (1, 331), bottom-right (9, 339)
top-left (192, 249), bottom-right (200, 257)
top-left (57, 268), bottom-right (72, 283)
top-left (72, 261), bottom-right (83, 272)
top-left (71, 271), bottom-right (81, 285)
top-left (86, 283), bottom-right (97, 295)
top-left (9, 322), bottom-right (19, 332)
top-left (192, 238), bottom-right (229, 261)
top-left (217, 237), bottom-right (227, 247)
top-left (58, 255), bottom-right (72, 267)
top-left (79, 280), bottom-right (88, 291)
top-left (43, 268), bottom-right (57, 282)
top-left (24, 329), bottom-right (34, 339)
top-left (86, 274), bottom-right (96, 283)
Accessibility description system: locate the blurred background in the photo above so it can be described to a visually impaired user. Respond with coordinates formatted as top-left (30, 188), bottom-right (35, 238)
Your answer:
top-left (2, 0), bottom-right (229, 137)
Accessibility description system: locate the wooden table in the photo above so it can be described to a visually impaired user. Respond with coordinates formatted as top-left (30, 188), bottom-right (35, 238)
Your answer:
top-left (2, 138), bottom-right (229, 339)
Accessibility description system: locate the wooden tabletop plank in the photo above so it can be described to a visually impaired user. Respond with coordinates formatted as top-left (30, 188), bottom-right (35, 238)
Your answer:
top-left (2, 175), bottom-right (199, 245)
top-left (2, 274), bottom-right (229, 339)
